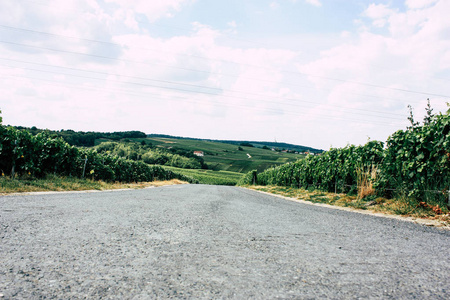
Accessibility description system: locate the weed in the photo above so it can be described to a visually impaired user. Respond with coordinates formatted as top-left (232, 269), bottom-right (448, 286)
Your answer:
top-left (0, 175), bottom-right (186, 194)
top-left (356, 164), bottom-right (378, 199)
top-left (246, 185), bottom-right (449, 225)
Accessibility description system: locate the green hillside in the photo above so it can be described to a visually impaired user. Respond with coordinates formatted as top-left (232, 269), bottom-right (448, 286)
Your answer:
top-left (11, 126), bottom-right (310, 175)
top-left (148, 134), bottom-right (323, 154)
top-left (133, 136), bottom-right (306, 173)
top-left (162, 166), bottom-right (243, 186)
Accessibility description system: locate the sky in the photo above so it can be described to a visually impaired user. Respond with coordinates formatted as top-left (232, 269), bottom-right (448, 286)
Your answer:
top-left (1, 0), bottom-right (449, 150)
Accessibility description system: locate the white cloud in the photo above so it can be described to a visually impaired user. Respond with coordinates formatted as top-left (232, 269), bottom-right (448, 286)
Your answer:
top-left (304, 0), bottom-right (322, 7)
top-left (227, 21), bottom-right (237, 28)
top-left (104, 0), bottom-right (195, 22)
top-left (405, 0), bottom-right (438, 9)
top-left (270, 2), bottom-right (280, 9)
top-left (363, 3), bottom-right (396, 27)
top-left (284, 0), bottom-right (322, 7)
top-left (296, 0), bottom-right (449, 145)
top-left (1, 0), bottom-right (448, 149)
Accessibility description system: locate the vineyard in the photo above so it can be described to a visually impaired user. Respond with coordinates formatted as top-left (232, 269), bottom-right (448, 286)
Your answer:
top-left (242, 104), bottom-right (450, 207)
top-left (2, 103), bottom-right (449, 206)
top-left (93, 141), bottom-right (205, 170)
top-left (163, 166), bottom-right (244, 186)
top-left (0, 122), bottom-right (197, 184)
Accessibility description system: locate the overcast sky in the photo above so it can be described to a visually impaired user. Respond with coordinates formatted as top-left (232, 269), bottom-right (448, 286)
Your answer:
top-left (1, 0), bottom-right (449, 149)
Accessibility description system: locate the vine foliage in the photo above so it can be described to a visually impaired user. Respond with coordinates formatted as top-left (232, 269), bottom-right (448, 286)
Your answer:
top-left (0, 123), bottom-right (197, 183)
top-left (242, 102), bottom-right (450, 206)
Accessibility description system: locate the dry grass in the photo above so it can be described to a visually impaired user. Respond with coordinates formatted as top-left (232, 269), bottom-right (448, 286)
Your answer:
top-left (356, 165), bottom-right (377, 199)
top-left (0, 175), bottom-right (188, 195)
top-left (246, 185), bottom-right (450, 228)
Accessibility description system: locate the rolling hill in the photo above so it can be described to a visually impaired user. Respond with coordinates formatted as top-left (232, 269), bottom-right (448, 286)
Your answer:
top-left (148, 134), bottom-right (323, 154)
top-left (139, 135), bottom-right (314, 173)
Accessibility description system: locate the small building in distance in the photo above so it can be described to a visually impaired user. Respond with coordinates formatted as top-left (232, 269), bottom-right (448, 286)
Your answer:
top-left (193, 151), bottom-right (204, 157)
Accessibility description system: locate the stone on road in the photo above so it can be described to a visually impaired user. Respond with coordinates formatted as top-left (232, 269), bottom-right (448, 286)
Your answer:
top-left (0, 185), bottom-right (449, 299)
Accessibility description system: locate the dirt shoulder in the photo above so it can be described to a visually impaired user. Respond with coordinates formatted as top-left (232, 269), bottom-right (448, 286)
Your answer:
top-left (245, 186), bottom-right (450, 230)
top-left (0, 179), bottom-right (188, 196)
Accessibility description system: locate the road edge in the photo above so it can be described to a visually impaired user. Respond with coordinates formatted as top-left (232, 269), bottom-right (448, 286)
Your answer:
top-left (242, 187), bottom-right (450, 230)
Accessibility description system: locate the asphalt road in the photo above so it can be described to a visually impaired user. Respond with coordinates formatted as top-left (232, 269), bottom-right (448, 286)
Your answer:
top-left (1, 184), bottom-right (449, 299)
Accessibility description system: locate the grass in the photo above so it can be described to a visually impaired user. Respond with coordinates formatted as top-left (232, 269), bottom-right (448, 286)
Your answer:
top-left (356, 165), bottom-right (377, 199)
top-left (163, 166), bottom-right (243, 186)
top-left (0, 174), bottom-right (187, 195)
top-left (245, 185), bottom-right (450, 227)
top-left (133, 137), bottom-right (305, 173)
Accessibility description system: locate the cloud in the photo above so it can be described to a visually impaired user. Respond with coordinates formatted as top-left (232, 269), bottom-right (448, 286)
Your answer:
top-left (405, 0), bottom-right (438, 9)
top-left (270, 2), bottom-right (280, 9)
top-left (227, 21), bottom-right (237, 28)
top-left (296, 0), bottom-right (449, 144)
top-left (276, 0), bottom-right (322, 8)
top-left (1, 0), bottom-right (448, 149)
top-left (363, 3), bottom-right (396, 27)
top-left (304, 0), bottom-right (322, 7)
top-left (104, 0), bottom-right (196, 22)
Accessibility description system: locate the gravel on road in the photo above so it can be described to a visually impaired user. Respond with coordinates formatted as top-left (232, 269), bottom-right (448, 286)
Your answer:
top-left (1, 184), bottom-right (449, 299)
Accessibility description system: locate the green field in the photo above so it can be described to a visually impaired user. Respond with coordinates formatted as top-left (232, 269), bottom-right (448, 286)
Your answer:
top-left (130, 137), bottom-right (305, 173)
top-left (163, 166), bottom-right (244, 186)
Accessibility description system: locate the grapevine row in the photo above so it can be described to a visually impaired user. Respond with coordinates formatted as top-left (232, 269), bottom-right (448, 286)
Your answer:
top-left (243, 106), bottom-right (450, 205)
top-left (0, 125), bottom-right (198, 184)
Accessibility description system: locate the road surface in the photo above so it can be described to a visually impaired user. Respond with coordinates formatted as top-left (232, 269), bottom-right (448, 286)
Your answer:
top-left (1, 185), bottom-right (449, 299)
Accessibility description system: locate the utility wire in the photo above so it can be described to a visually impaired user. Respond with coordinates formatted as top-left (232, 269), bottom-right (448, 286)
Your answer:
top-left (0, 25), bottom-right (448, 99)
top-left (0, 57), bottom-right (406, 118)
top-left (11, 1), bottom-right (450, 85)
top-left (1, 62), bottom-right (405, 121)
top-left (4, 72), bottom-right (406, 127)
top-left (0, 24), bottom-right (412, 106)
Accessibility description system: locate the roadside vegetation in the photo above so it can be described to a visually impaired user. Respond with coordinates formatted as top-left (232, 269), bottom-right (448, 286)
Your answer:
top-left (0, 113), bottom-right (197, 185)
top-left (0, 174), bottom-right (187, 194)
top-left (8, 125), bottom-right (308, 175)
top-left (2, 102), bottom-right (449, 226)
top-left (240, 101), bottom-right (450, 222)
top-left (247, 185), bottom-right (449, 227)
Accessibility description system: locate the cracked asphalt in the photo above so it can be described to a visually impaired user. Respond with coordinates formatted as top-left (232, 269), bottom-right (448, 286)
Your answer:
top-left (1, 184), bottom-right (449, 299)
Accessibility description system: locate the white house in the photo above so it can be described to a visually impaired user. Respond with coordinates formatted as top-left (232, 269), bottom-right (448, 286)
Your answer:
top-left (193, 151), bottom-right (204, 157)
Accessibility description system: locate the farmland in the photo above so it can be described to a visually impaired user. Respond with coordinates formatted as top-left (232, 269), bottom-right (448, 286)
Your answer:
top-left (4, 124), bottom-right (315, 186)
top-left (126, 136), bottom-right (307, 173)
top-left (162, 166), bottom-right (244, 186)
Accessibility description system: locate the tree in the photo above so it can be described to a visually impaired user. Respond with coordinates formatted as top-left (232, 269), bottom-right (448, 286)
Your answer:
top-left (240, 142), bottom-right (254, 147)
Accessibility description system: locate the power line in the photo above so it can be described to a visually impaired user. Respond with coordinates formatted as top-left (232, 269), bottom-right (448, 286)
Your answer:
top-left (0, 25), bottom-right (414, 107)
top-left (0, 24), bottom-right (273, 72)
top-left (1, 61), bottom-right (407, 122)
top-left (0, 25), bottom-right (448, 99)
top-left (3, 72), bottom-right (406, 127)
top-left (0, 56), bottom-right (406, 118)
top-left (11, 1), bottom-right (449, 87)
top-left (14, 0), bottom-right (273, 49)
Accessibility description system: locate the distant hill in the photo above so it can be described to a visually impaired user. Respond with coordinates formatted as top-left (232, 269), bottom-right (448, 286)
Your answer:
top-left (10, 127), bottom-right (321, 173)
top-left (147, 134), bottom-right (323, 154)
top-left (144, 135), bottom-right (308, 173)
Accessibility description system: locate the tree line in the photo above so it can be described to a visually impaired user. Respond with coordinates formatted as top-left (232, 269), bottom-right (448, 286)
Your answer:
top-left (13, 126), bottom-right (147, 147)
